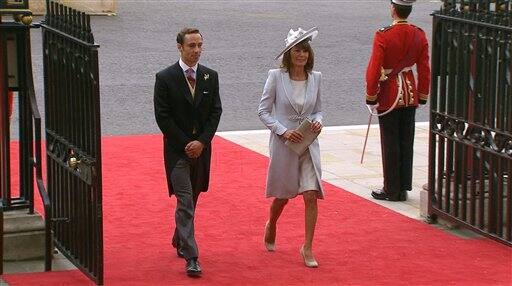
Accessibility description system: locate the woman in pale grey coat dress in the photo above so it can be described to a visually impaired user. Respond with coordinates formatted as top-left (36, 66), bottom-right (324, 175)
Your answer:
top-left (258, 27), bottom-right (323, 268)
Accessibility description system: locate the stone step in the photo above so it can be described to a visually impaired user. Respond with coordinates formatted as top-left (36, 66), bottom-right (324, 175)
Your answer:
top-left (3, 210), bottom-right (48, 261)
top-left (4, 210), bottom-right (45, 234)
top-left (4, 230), bottom-right (46, 261)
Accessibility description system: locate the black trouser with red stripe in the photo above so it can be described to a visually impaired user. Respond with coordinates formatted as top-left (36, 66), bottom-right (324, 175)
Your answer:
top-left (378, 107), bottom-right (416, 198)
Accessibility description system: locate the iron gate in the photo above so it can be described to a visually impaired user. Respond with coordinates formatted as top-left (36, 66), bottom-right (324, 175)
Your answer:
top-left (42, 1), bottom-right (103, 283)
top-left (429, 0), bottom-right (511, 246)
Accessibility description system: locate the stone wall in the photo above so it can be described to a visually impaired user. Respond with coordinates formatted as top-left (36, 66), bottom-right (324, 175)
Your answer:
top-left (30, 0), bottom-right (116, 15)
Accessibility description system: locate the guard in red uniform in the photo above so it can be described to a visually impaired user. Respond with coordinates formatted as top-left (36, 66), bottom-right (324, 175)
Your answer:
top-left (365, 0), bottom-right (430, 201)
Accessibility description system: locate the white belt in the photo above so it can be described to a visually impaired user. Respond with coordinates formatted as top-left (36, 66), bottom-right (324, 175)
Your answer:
top-left (385, 66), bottom-right (413, 104)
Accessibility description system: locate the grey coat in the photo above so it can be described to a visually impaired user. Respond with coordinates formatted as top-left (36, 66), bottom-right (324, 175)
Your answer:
top-left (258, 68), bottom-right (324, 199)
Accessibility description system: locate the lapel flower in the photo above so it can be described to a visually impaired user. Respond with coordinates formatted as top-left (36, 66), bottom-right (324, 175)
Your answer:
top-left (204, 73), bottom-right (210, 81)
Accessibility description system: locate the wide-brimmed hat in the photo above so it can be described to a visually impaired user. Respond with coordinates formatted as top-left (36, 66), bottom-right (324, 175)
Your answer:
top-left (275, 27), bottom-right (318, 60)
top-left (391, 0), bottom-right (416, 6)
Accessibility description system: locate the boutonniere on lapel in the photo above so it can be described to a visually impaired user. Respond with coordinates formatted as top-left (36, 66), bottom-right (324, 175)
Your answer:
top-left (204, 74), bottom-right (210, 81)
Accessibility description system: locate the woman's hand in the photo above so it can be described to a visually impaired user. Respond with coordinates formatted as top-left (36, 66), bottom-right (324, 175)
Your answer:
top-left (283, 130), bottom-right (304, 143)
top-left (310, 121), bottom-right (323, 133)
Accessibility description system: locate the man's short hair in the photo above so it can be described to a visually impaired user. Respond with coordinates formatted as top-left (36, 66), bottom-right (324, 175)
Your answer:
top-left (176, 27), bottom-right (202, 45)
top-left (392, 2), bottom-right (412, 19)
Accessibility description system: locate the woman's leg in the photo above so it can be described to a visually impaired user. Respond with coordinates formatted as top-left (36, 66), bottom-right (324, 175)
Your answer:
top-left (265, 198), bottom-right (288, 248)
top-left (269, 198), bottom-right (288, 225)
top-left (302, 191), bottom-right (318, 263)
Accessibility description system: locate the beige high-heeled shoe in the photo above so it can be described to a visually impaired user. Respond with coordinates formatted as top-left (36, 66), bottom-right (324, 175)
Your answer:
top-left (300, 245), bottom-right (318, 268)
top-left (264, 221), bottom-right (275, 251)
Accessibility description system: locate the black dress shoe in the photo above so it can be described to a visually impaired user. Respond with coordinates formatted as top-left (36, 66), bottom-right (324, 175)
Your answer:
top-left (371, 189), bottom-right (407, 201)
top-left (186, 258), bottom-right (202, 277)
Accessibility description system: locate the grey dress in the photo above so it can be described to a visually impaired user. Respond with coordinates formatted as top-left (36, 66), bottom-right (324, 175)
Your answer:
top-left (258, 69), bottom-right (324, 199)
top-left (290, 79), bottom-right (320, 193)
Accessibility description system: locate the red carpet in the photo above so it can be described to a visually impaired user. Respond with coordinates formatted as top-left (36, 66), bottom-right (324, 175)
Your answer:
top-left (3, 135), bottom-right (512, 285)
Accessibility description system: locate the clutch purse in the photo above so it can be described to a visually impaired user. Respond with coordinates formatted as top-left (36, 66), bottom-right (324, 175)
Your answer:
top-left (284, 119), bottom-right (319, 155)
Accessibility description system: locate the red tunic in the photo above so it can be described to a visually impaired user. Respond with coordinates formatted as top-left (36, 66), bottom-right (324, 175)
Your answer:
top-left (365, 21), bottom-right (431, 111)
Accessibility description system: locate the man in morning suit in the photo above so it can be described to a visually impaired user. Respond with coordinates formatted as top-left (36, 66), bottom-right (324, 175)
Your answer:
top-left (365, 0), bottom-right (431, 201)
top-left (154, 27), bottom-right (222, 277)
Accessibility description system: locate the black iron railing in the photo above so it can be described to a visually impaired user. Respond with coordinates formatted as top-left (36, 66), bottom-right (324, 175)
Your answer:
top-left (42, 1), bottom-right (103, 284)
top-left (25, 35), bottom-right (53, 271)
top-left (429, 0), bottom-right (512, 246)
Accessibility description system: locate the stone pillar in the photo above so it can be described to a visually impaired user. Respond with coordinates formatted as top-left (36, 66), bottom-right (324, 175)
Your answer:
top-left (30, 0), bottom-right (117, 15)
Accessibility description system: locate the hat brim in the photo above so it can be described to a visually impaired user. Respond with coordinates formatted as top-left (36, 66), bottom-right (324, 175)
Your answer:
top-left (274, 27), bottom-right (318, 60)
top-left (391, 0), bottom-right (414, 6)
